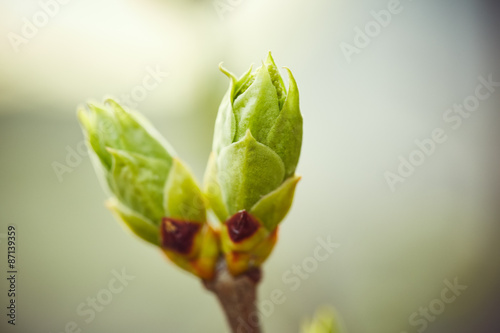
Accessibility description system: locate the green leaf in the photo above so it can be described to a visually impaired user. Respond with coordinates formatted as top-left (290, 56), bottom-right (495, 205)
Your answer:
top-left (107, 198), bottom-right (160, 246)
top-left (233, 65), bottom-right (255, 101)
top-left (264, 52), bottom-right (287, 110)
top-left (203, 152), bottom-right (229, 222)
top-left (212, 90), bottom-right (236, 155)
top-left (213, 65), bottom-right (257, 155)
top-left (163, 158), bottom-right (206, 223)
top-left (264, 68), bottom-right (303, 178)
top-left (250, 175), bottom-right (300, 231)
top-left (108, 148), bottom-right (170, 224)
top-left (78, 100), bottom-right (176, 174)
top-left (232, 63), bottom-right (281, 144)
top-left (78, 104), bottom-right (121, 171)
top-left (218, 130), bottom-right (285, 215)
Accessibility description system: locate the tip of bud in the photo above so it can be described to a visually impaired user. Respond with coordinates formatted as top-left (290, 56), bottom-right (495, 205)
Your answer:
top-left (104, 98), bottom-right (120, 109)
top-left (219, 63), bottom-right (236, 81)
top-left (265, 51), bottom-right (275, 66)
top-left (77, 107), bottom-right (90, 130)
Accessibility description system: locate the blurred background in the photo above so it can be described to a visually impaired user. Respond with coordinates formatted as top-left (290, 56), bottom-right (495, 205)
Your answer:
top-left (1, 0), bottom-right (499, 332)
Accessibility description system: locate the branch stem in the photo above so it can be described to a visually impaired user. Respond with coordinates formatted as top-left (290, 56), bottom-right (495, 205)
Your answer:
top-left (203, 258), bottom-right (263, 333)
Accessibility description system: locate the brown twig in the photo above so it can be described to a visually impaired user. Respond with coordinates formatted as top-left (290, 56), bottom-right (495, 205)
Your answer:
top-left (203, 258), bottom-right (263, 333)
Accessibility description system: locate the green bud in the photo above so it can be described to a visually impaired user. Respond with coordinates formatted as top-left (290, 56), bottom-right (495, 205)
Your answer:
top-left (207, 53), bottom-right (302, 223)
top-left (78, 99), bottom-right (218, 279)
top-left (205, 53), bottom-right (303, 275)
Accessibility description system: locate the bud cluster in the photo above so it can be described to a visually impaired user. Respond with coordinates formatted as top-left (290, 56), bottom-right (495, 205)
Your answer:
top-left (78, 53), bottom-right (302, 279)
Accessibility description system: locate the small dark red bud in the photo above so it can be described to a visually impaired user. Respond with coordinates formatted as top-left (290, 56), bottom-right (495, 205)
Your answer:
top-left (160, 218), bottom-right (201, 254)
top-left (226, 210), bottom-right (260, 243)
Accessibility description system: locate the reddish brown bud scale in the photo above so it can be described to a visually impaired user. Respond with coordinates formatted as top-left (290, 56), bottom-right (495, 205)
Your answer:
top-left (226, 210), bottom-right (260, 243)
top-left (160, 217), bottom-right (201, 254)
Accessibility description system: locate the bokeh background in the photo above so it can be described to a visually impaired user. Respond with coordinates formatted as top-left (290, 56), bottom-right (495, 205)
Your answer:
top-left (1, 0), bottom-right (499, 332)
